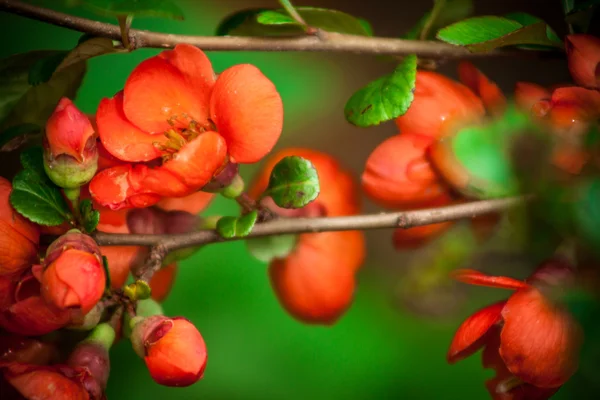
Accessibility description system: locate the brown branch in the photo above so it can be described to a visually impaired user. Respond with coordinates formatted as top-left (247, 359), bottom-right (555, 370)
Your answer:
top-left (0, 0), bottom-right (563, 59)
top-left (94, 196), bottom-right (527, 252)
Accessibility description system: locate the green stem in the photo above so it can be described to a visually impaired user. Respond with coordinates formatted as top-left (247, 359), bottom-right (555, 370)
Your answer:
top-left (117, 15), bottom-right (132, 49)
top-left (85, 322), bottom-right (116, 350)
top-left (420, 0), bottom-right (446, 41)
top-left (63, 187), bottom-right (81, 217)
top-left (279, 0), bottom-right (310, 31)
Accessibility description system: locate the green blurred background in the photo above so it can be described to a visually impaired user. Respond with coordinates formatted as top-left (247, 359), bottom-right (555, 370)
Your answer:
top-left (1, 0), bottom-right (597, 399)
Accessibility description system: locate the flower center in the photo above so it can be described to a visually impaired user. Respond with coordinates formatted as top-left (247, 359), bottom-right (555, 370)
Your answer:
top-left (153, 115), bottom-right (217, 161)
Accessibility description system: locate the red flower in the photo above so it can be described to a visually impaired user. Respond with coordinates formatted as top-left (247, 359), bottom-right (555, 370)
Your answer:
top-left (0, 334), bottom-right (58, 365)
top-left (0, 177), bottom-right (39, 277)
top-left (131, 316), bottom-right (207, 387)
top-left (0, 270), bottom-right (71, 336)
top-left (565, 34), bottom-right (600, 89)
top-left (149, 263), bottom-right (177, 303)
top-left (90, 44), bottom-right (283, 209)
top-left (2, 363), bottom-right (97, 400)
top-left (457, 61), bottom-right (506, 116)
top-left (250, 149), bottom-right (365, 324)
top-left (41, 231), bottom-right (105, 315)
top-left (447, 258), bottom-right (583, 399)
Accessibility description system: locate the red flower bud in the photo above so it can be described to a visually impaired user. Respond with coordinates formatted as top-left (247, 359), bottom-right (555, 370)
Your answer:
top-left (0, 334), bottom-right (58, 365)
top-left (0, 177), bottom-right (40, 277)
top-left (44, 98), bottom-right (98, 189)
top-left (565, 34), bottom-right (600, 89)
top-left (41, 231), bottom-right (105, 314)
top-left (131, 316), bottom-right (207, 387)
top-left (67, 342), bottom-right (110, 397)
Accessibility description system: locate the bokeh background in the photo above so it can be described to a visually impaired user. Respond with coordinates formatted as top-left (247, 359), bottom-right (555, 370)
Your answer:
top-left (1, 0), bottom-right (598, 399)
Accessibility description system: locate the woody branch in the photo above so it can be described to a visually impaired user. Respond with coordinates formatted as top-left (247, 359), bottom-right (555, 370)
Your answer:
top-left (0, 0), bottom-right (563, 59)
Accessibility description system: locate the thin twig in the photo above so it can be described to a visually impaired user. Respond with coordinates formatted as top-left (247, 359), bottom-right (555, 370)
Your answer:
top-left (94, 196), bottom-right (528, 252)
top-left (0, 0), bottom-right (563, 59)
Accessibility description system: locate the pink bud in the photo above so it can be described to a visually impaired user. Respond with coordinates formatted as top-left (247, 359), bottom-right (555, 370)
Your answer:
top-left (45, 98), bottom-right (96, 161)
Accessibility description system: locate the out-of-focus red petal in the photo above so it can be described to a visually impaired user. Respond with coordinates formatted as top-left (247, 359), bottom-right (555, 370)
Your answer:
top-left (395, 71), bottom-right (485, 139)
top-left (150, 263), bottom-right (177, 302)
top-left (550, 86), bottom-right (600, 115)
top-left (392, 220), bottom-right (453, 250)
top-left (0, 177), bottom-right (39, 245)
top-left (1, 295), bottom-right (71, 336)
top-left (3, 364), bottom-right (90, 400)
top-left (500, 287), bottom-right (583, 388)
top-left (89, 165), bottom-right (161, 210)
top-left (447, 301), bottom-right (506, 363)
top-left (161, 131), bottom-right (227, 191)
top-left (123, 56), bottom-right (206, 133)
top-left (458, 62), bottom-right (506, 116)
top-left (362, 134), bottom-right (451, 209)
top-left (156, 191), bottom-right (214, 215)
top-left (565, 34), bottom-right (600, 89)
top-left (451, 269), bottom-right (529, 290)
top-left (210, 64), bottom-right (283, 163)
top-left (158, 44), bottom-right (215, 123)
top-left (97, 92), bottom-right (165, 162)
top-left (514, 82), bottom-right (551, 112)
top-left (0, 275), bottom-right (14, 310)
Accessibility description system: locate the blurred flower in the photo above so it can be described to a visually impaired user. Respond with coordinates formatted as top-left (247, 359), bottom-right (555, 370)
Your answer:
top-left (565, 34), bottom-right (600, 89)
top-left (90, 44), bottom-right (283, 209)
top-left (0, 177), bottom-right (39, 277)
top-left (448, 257), bottom-right (583, 399)
top-left (41, 231), bottom-right (105, 315)
top-left (149, 263), bottom-right (177, 303)
top-left (0, 334), bottom-right (57, 365)
top-left (457, 61), bottom-right (506, 116)
top-left (250, 149), bottom-right (365, 324)
top-left (43, 98), bottom-right (98, 189)
top-left (131, 315), bottom-right (207, 387)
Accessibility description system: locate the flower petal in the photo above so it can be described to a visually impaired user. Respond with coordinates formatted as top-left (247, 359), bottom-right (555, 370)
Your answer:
top-left (155, 191), bottom-right (215, 215)
top-left (565, 34), bottom-right (600, 89)
top-left (123, 56), bottom-right (205, 133)
top-left (458, 61), bottom-right (506, 116)
top-left (162, 131), bottom-right (227, 191)
top-left (0, 177), bottom-right (39, 245)
top-left (89, 165), bottom-right (162, 210)
top-left (97, 92), bottom-right (166, 162)
top-left (451, 269), bottom-right (529, 290)
top-left (447, 301), bottom-right (506, 363)
top-left (393, 220), bottom-right (453, 250)
top-left (514, 82), bottom-right (551, 112)
top-left (500, 287), bottom-right (583, 388)
top-left (210, 64), bottom-right (283, 163)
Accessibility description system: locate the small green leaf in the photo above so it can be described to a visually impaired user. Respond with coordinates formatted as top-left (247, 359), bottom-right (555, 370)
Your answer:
top-left (344, 54), bottom-right (417, 128)
top-left (20, 146), bottom-right (50, 182)
top-left (436, 16), bottom-right (563, 52)
top-left (102, 255), bottom-right (111, 291)
top-left (0, 123), bottom-right (41, 151)
top-left (216, 211), bottom-right (258, 239)
top-left (80, 199), bottom-right (100, 233)
top-left (257, 10), bottom-right (299, 25)
top-left (10, 170), bottom-right (72, 226)
top-left (264, 156), bottom-right (320, 209)
top-left (246, 234), bottom-right (298, 263)
top-left (69, 0), bottom-right (184, 20)
top-left (216, 7), bottom-right (372, 37)
top-left (404, 0), bottom-right (473, 40)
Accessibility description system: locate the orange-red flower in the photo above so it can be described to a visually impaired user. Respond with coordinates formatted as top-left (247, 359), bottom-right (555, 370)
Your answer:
top-left (0, 177), bottom-right (39, 277)
top-left (250, 148), bottom-right (365, 324)
top-left (0, 270), bottom-right (71, 336)
top-left (447, 258), bottom-right (583, 399)
top-left (150, 263), bottom-right (177, 303)
top-left (90, 44), bottom-right (283, 210)
top-left (565, 34), bottom-right (600, 89)
top-left (131, 315), bottom-right (207, 387)
top-left (41, 231), bottom-right (105, 315)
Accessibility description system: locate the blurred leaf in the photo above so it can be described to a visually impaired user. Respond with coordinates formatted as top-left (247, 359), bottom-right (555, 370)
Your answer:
top-left (504, 12), bottom-right (562, 48)
top-left (216, 7), bottom-right (372, 36)
top-left (344, 54), bottom-right (416, 127)
top-left (404, 0), bottom-right (473, 40)
top-left (0, 51), bottom-right (85, 140)
top-left (566, 0), bottom-right (600, 14)
top-left (20, 147), bottom-right (50, 182)
top-left (246, 234), bottom-right (298, 263)
top-left (67, 0), bottom-right (184, 20)
top-left (264, 156), bottom-right (320, 209)
top-left (565, 0), bottom-right (599, 33)
top-left (573, 178), bottom-right (600, 251)
top-left (79, 199), bottom-right (100, 233)
top-left (563, 0), bottom-right (577, 14)
top-left (102, 255), bottom-right (111, 291)
top-left (217, 211), bottom-right (258, 239)
top-left (436, 16), bottom-right (563, 52)
top-left (28, 52), bottom-right (69, 85)
top-left (0, 123), bottom-right (41, 151)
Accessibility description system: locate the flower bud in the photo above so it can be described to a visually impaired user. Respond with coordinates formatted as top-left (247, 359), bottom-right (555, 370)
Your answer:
top-left (565, 34), bottom-right (600, 89)
top-left (0, 334), bottom-right (58, 365)
top-left (0, 177), bottom-right (40, 277)
top-left (44, 97), bottom-right (98, 189)
top-left (131, 315), bottom-right (207, 387)
top-left (42, 230), bottom-right (105, 314)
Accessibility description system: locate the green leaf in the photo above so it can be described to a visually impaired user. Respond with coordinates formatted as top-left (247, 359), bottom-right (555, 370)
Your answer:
top-left (0, 51), bottom-right (86, 137)
top-left (404, 0), bottom-right (473, 40)
top-left (264, 156), bottom-right (320, 209)
top-left (216, 211), bottom-right (258, 239)
top-left (564, 0), bottom-right (599, 33)
top-left (436, 16), bottom-right (563, 52)
top-left (10, 170), bottom-right (72, 226)
top-left (344, 54), bottom-right (417, 128)
top-left (0, 123), bottom-right (41, 151)
top-left (257, 10), bottom-right (299, 25)
top-left (102, 255), bottom-right (111, 291)
top-left (504, 12), bottom-right (562, 46)
top-left (20, 146), bottom-right (50, 182)
top-left (246, 234), bottom-right (298, 263)
top-left (70, 0), bottom-right (184, 20)
top-left (216, 7), bottom-right (372, 37)
top-left (28, 52), bottom-right (69, 85)
top-left (80, 199), bottom-right (100, 233)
